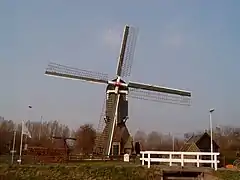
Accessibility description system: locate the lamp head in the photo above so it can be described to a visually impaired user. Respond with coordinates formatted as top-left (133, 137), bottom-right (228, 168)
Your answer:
top-left (209, 108), bottom-right (215, 113)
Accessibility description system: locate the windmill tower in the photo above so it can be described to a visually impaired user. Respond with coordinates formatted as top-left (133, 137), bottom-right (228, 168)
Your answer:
top-left (45, 25), bottom-right (191, 157)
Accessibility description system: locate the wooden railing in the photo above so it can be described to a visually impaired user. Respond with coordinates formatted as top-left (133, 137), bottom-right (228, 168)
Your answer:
top-left (140, 151), bottom-right (220, 170)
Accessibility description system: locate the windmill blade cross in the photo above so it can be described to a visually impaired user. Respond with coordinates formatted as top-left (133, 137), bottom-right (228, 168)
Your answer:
top-left (45, 62), bottom-right (109, 85)
top-left (116, 25), bottom-right (139, 77)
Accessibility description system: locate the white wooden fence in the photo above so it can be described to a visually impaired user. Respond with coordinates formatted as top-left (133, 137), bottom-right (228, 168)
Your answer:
top-left (140, 151), bottom-right (220, 170)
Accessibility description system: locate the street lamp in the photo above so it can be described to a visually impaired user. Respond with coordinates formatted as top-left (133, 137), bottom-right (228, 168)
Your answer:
top-left (209, 108), bottom-right (215, 168)
top-left (18, 105), bottom-right (33, 164)
top-left (26, 105), bottom-right (32, 141)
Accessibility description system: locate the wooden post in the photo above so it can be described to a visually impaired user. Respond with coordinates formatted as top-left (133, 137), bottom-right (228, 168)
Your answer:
top-left (169, 154), bottom-right (172, 166)
top-left (147, 153), bottom-right (150, 168)
top-left (214, 154), bottom-right (218, 171)
top-left (197, 154), bottom-right (200, 167)
top-left (181, 153), bottom-right (184, 167)
top-left (141, 152), bottom-right (144, 165)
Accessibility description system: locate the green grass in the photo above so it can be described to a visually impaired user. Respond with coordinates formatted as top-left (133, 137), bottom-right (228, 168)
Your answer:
top-left (0, 163), bottom-right (163, 180)
top-left (213, 169), bottom-right (240, 180)
top-left (0, 155), bottom-right (13, 164)
top-left (1, 162), bottom-right (240, 179)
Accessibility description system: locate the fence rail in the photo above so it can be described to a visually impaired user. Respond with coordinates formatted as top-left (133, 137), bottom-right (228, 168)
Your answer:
top-left (140, 151), bottom-right (220, 170)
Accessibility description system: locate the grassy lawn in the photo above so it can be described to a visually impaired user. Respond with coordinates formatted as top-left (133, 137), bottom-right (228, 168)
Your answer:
top-left (1, 161), bottom-right (240, 179)
top-left (213, 169), bottom-right (240, 180)
top-left (0, 163), bottom-right (162, 180)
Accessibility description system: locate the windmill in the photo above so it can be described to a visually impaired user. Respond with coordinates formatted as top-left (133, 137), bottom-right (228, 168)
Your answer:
top-left (45, 25), bottom-right (191, 157)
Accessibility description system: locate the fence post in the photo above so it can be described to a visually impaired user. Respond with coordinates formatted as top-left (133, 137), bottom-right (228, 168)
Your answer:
top-left (196, 154), bottom-right (200, 167)
top-left (181, 152), bottom-right (184, 167)
top-left (214, 154), bottom-right (218, 171)
top-left (148, 152), bottom-right (150, 168)
top-left (141, 152), bottom-right (144, 165)
top-left (169, 154), bottom-right (172, 166)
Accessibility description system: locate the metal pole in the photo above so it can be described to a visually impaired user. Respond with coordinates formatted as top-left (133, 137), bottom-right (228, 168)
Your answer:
top-left (25, 105), bottom-right (32, 147)
top-left (172, 134), bottom-right (175, 151)
top-left (209, 109), bottom-right (214, 168)
top-left (18, 121), bottom-right (24, 164)
top-left (11, 130), bottom-right (16, 165)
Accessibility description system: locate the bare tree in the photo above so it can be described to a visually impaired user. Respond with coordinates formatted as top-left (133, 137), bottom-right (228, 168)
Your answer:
top-left (0, 120), bottom-right (15, 154)
top-left (75, 124), bottom-right (96, 155)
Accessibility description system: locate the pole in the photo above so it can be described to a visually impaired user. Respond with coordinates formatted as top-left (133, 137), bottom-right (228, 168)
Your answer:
top-left (209, 110), bottom-right (214, 168)
top-left (18, 121), bottom-right (24, 164)
top-left (39, 116), bottom-right (43, 140)
top-left (25, 105), bottom-right (32, 149)
top-left (11, 130), bottom-right (16, 165)
top-left (172, 134), bottom-right (175, 151)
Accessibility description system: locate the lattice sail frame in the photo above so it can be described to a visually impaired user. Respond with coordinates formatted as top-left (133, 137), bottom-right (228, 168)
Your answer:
top-left (121, 26), bottom-right (139, 77)
top-left (129, 88), bottom-right (191, 106)
top-left (45, 62), bottom-right (109, 84)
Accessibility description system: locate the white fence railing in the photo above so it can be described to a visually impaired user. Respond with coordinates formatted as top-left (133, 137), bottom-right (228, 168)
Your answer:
top-left (140, 151), bottom-right (220, 170)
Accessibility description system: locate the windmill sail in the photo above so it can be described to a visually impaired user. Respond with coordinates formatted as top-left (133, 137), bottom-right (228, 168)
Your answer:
top-left (45, 62), bottom-right (109, 84)
top-left (128, 81), bottom-right (191, 105)
top-left (116, 25), bottom-right (139, 77)
top-left (129, 88), bottom-right (191, 105)
top-left (128, 81), bottom-right (191, 97)
top-left (94, 98), bottom-right (106, 154)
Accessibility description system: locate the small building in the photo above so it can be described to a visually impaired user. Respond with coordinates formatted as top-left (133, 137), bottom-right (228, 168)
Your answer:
top-left (180, 132), bottom-right (220, 167)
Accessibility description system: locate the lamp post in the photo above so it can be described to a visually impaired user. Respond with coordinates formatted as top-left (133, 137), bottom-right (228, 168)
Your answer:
top-left (11, 126), bottom-right (16, 165)
top-left (172, 135), bottom-right (175, 151)
top-left (209, 108), bottom-right (215, 168)
top-left (25, 105), bottom-right (32, 148)
top-left (18, 105), bottom-right (32, 164)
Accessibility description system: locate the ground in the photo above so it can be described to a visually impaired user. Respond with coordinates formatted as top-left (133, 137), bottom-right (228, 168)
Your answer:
top-left (1, 160), bottom-right (240, 179)
top-left (213, 169), bottom-right (240, 180)
top-left (0, 163), bottom-right (162, 180)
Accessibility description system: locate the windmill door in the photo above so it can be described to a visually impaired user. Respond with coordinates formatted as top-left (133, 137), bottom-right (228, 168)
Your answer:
top-left (112, 142), bottom-right (120, 155)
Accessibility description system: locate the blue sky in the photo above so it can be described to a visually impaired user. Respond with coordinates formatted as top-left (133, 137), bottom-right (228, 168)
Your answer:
top-left (0, 0), bottom-right (239, 135)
